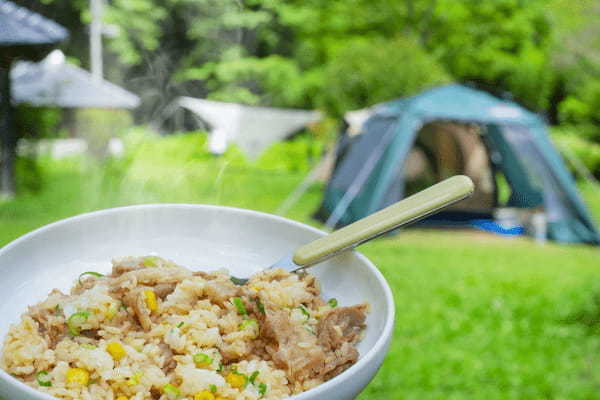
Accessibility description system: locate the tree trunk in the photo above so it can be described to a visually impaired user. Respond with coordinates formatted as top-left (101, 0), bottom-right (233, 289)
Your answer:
top-left (0, 57), bottom-right (16, 198)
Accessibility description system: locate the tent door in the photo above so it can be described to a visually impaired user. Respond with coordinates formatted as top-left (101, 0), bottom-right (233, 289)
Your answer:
top-left (398, 121), bottom-right (497, 218)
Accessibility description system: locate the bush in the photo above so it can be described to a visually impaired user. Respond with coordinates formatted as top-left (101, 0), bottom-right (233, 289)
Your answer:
top-left (551, 126), bottom-right (600, 178)
top-left (319, 36), bottom-right (451, 116)
top-left (14, 155), bottom-right (43, 194)
top-left (256, 133), bottom-right (323, 173)
top-left (14, 105), bottom-right (63, 140)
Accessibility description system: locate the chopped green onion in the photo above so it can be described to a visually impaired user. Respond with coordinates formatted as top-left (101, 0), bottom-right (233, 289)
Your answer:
top-left (258, 382), bottom-right (267, 396)
top-left (176, 322), bottom-right (184, 328)
top-left (249, 371), bottom-right (260, 385)
top-left (304, 325), bottom-right (316, 335)
top-left (81, 343), bottom-right (97, 350)
top-left (67, 311), bottom-right (90, 336)
top-left (328, 298), bottom-right (338, 308)
top-left (119, 302), bottom-right (127, 311)
top-left (143, 256), bottom-right (159, 267)
top-left (209, 384), bottom-right (217, 393)
top-left (193, 353), bottom-right (213, 366)
top-left (163, 383), bottom-right (180, 399)
top-left (253, 297), bottom-right (265, 314)
top-left (299, 305), bottom-right (310, 320)
top-left (217, 363), bottom-right (223, 372)
top-left (78, 271), bottom-right (104, 285)
top-left (232, 297), bottom-right (247, 316)
top-left (36, 371), bottom-right (52, 387)
top-left (239, 319), bottom-right (258, 331)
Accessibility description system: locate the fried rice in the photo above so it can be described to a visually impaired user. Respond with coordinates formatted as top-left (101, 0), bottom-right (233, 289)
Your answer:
top-left (1, 256), bottom-right (367, 400)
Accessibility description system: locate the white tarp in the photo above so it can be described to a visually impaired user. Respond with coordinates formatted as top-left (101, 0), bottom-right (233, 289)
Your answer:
top-left (11, 50), bottom-right (140, 109)
top-left (175, 96), bottom-right (321, 158)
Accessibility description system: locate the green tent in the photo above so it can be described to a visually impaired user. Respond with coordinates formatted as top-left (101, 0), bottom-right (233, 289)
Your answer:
top-left (317, 84), bottom-right (600, 245)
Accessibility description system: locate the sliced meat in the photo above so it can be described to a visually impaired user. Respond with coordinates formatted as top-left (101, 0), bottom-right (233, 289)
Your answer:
top-left (122, 287), bottom-right (153, 331)
top-left (322, 341), bottom-right (359, 379)
top-left (317, 305), bottom-right (367, 351)
top-left (158, 343), bottom-right (176, 373)
top-left (150, 387), bottom-right (162, 399)
top-left (27, 289), bottom-right (68, 348)
top-left (111, 268), bottom-right (191, 290)
top-left (153, 283), bottom-right (176, 299)
top-left (110, 263), bottom-right (145, 277)
top-left (259, 304), bottom-right (325, 383)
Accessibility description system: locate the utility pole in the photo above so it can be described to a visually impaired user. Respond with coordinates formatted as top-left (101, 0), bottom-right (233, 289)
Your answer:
top-left (90, 0), bottom-right (103, 82)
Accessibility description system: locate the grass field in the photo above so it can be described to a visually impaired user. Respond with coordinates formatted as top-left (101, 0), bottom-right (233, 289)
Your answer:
top-left (1, 132), bottom-right (600, 399)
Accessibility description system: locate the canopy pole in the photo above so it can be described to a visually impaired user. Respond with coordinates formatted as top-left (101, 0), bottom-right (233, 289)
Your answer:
top-left (0, 57), bottom-right (16, 198)
top-left (90, 0), bottom-right (103, 82)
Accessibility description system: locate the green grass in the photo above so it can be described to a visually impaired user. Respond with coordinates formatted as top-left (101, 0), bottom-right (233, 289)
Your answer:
top-left (1, 132), bottom-right (600, 399)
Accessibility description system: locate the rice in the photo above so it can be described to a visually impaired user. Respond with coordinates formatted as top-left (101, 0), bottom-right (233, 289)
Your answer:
top-left (1, 256), bottom-right (367, 400)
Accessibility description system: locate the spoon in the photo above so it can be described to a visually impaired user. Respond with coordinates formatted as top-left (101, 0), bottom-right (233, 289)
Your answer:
top-left (231, 175), bottom-right (474, 285)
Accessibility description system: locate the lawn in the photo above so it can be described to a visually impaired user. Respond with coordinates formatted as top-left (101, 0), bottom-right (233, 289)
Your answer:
top-left (1, 132), bottom-right (600, 399)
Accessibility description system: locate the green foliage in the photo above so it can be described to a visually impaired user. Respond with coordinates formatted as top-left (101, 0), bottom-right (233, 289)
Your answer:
top-left (549, 0), bottom-right (600, 129)
top-left (256, 134), bottom-right (323, 172)
top-left (551, 126), bottom-right (600, 177)
top-left (424, 0), bottom-right (555, 111)
top-left (26, 0), bottom-right (600, 130)
top-left (182, 55), bottom-right (309, 107)
top-left (15, 155), bottom-right (44, 194)
top-left (320, 36), bottom-right (450, 116)
top-left (14, 106), bottom-right (62, 140)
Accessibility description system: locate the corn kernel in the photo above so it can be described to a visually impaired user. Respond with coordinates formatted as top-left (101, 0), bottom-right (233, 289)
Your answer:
top-left (116, 397), bottom-right (128, 400)
top-left (66, 368), bottom-right (89, 387)
top-left (226, 372), bottom-right (246, 389)
top-left (107, 342), bottom-right (126, 361)
top-left (194, 391), bottom-right (215, 400)
top-left (144, 290), bottom-right (157, 313)
top-left (126, 371), bottom-right (143, 386)
top-left (105, 303), bottom-right (118, 320)
top-left (215, 397), bottom-right (228, 400)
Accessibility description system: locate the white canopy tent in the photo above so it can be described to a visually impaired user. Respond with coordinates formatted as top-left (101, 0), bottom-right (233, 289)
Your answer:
top-left (11, 50), bottom-right (140, 109)
top-left (160, 96), bottom-right (321, 158)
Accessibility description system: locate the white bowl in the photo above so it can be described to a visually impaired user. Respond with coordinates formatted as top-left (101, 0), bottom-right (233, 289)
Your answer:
top-left (0, 204), bottom-right (395, 400)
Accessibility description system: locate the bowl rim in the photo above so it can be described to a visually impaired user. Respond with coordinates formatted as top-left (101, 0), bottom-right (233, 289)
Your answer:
top-left (0, 203), bottom-right (395, 400)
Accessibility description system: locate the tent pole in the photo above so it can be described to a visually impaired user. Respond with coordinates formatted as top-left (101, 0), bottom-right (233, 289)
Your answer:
top-left (0, 57), bottom-right (16, 198)
top-left (325, 120), bottom-right (399, 228)
top-left (276, 157), bottom-right (327, 217)
top-left (556, 142), bottom-right (600, 194)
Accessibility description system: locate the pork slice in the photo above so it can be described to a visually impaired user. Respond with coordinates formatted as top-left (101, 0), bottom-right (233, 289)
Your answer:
top-left (111, 268), bottom-right (191, 289)
top-left (259, 306), bottom-right (325, 383)
top-left (122, 287), bottom-right (153, 331)
top-left (153, 283), bottom-right (177, 299)
top-left (27, 289), bottom-right (68, 348)
top-left (110, 263), bottom-right (145, 277)
top-left (322, 341), bottom-right (359, 379)
top-left (158, 343), bottom-right (176, 373)
top-left (317, 305), bottom-right (367, 351)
